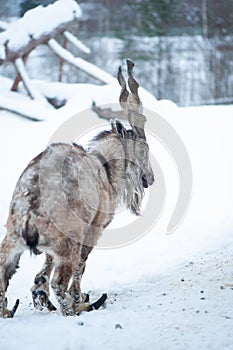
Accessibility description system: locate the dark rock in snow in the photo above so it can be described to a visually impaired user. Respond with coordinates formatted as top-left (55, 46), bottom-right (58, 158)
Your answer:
top-left (115, 323), bottom-right (123, 329)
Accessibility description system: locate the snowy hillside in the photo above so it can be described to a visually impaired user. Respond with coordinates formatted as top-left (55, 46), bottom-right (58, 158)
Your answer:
top-left (0, 90), bottom-right (233, 349)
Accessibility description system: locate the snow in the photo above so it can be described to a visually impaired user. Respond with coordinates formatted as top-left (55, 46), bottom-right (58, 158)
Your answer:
top-left (0, 20), bottom-right (8, 30)
top-left (0, 76), bottom-right (55, 121)
top-left (0, 74), bottom-right (233, 349)
top-left (0, 0), bottom-right (81, 57)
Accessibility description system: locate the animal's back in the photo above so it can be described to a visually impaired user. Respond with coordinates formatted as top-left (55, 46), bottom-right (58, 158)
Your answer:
top-left (7, 143), bottom-right (101, 247)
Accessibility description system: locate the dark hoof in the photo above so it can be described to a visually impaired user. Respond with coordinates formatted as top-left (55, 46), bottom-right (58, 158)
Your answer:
top-left (10, 299), bottom-right (20, 318)
top-left (84, 293), bottom-right (90, 303)
top-left (87, 293), bottom-right (107, 312)
top-left (3, 298), bottom-right (19, 318)
top-left (4, 297), bottom-right (8, 308)
top-left (32, 290), bottom-right (57, 312)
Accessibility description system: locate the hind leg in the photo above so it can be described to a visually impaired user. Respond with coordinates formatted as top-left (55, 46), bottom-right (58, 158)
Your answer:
top-left (51, 244), bottom-right (94, 316)
top-left (51, 259), bottom-right (75, 316)
top-left (0, 233), bottom-right (25, 318)
top-left (31, 253), bottom-right (56, 312)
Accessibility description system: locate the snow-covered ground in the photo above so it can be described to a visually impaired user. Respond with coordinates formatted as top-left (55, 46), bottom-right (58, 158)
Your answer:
top-left (0, 85), bottom-right (233, 349)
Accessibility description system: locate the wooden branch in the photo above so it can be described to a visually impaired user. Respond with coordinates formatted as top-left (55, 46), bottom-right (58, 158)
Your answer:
top-left (92, 102), bottom-right (125, 121)
top-left (14, 57), bottom-right (48, 104)
top-left (48, 39), bottom-right (115, 84)
top-left (11, 72), bottom-right (22, 92)
top-left (0, 108), bottom-right (43, 121)
top-left (63, 31), bottom-right (91, 54)
top-left (58, 38), bottom-right (67, 82)
top-left (0, 0), bottom-right (81, 64)
top-left (1, 26), bottom-right (73, 64)
top-left (11, 55), bottom-right (28, 91)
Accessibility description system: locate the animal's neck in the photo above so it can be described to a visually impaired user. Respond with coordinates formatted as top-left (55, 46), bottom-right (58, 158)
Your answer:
top-left (89, 133), bottom-right (126, 196)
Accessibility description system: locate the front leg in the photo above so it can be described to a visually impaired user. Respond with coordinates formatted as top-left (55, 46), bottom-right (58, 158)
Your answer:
top-left (69, 245), bottom-right (93, 305)
top-left (69, 245), bottom-right (107, 314)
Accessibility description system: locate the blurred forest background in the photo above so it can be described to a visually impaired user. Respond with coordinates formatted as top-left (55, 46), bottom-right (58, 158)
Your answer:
top-left (0, 0), bottom-right (232, 106)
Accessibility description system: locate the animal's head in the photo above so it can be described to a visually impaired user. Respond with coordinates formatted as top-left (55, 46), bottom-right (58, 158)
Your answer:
top-left (113, 59), bottom-right (154, 215)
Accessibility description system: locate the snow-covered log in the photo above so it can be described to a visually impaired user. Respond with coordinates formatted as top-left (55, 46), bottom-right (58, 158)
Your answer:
top-left (0, 0), bottom-right (81, 64)
top-left (0, 92), bottom-right (48, 121)
top-left (63, 31), bottom-right (91, 54)
top-left (48, 39), bottom-right (115, 84)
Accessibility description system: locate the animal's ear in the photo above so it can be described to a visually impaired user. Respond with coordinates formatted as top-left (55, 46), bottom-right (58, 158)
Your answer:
top-left (116, 120), bottom-right (127, 138)
top-left (111, 119), bottom-right (127, 138)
